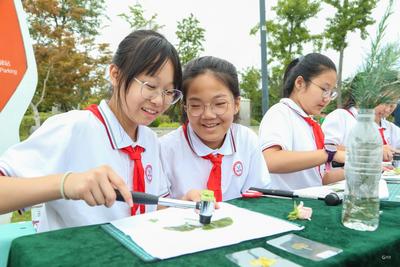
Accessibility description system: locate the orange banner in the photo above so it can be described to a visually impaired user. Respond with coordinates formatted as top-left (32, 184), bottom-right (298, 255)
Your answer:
top-left (0, 0), bottom-right (27, 112)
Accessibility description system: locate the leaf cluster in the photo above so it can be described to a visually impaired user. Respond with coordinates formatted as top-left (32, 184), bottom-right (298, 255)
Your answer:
top-left (118, 3), bottom-right (164, 31)
top-left (175, 13), bottom-right (206, 66)
top-left (349, 0), bottom-right (400, 108)
top-left (324, 0), bottom-right (377, 51)
top-left (23, 0), bottom-right (112, 111)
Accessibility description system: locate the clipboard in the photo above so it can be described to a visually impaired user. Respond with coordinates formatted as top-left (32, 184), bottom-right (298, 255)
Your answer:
top-left (101, 224), bottom-right (158, 262)
top-left (383, 183), bottom-right (400, 203)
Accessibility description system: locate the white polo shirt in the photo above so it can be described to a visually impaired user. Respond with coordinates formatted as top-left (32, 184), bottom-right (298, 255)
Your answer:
top-left (159, 123), bottom-right (270, 201)
top-left (0, 100), bottom-right (168, 232)
top-left (259, 98), bottom-right (324, 190)
top-left (322, 107), bottom-right (358, 147)
top-left (381, 119), bottom-right (400, 149)
top-left (322, 108), bottom-right (400, 149)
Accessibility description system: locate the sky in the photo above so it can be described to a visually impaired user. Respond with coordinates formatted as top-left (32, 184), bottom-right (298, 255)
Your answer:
top-left (99, 0), bottom-right (400, 80)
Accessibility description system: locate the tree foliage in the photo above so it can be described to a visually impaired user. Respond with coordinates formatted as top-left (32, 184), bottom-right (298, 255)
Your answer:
top-left (23, 0), bottom-right (112, 114)
top-left (323, 0), bottom-right (377, 107)
top-left (175, 13), bottom-right (205, 66)
top-left (239, 67), bottom-right (262, 122)
top-left (251, 0), bottom-right (322, 107)
top-left (118, 3), bottom-right (164, 31)
top-left (349, 0), bottom-right (400, 109)
top-left (252, 0), bottom-right (321, 68)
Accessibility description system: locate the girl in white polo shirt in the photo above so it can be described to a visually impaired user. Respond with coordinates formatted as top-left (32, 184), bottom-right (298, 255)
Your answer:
top-left (322, 93), bottom-right (398, 160)
top-left (379, 102), bottom-right (400, 150)
top-left (0, 30), bottom-right (184, 231)
top-left (259, 53), bottom-right (345, 191)
top-left (160, 56), bottom-right (270, 202)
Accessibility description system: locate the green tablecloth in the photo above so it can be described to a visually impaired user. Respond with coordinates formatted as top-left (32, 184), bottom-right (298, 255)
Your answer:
top-left (8, 197), bottom-right (400, 267)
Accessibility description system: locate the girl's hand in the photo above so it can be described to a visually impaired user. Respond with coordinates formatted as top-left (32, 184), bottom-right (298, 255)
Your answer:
top-left (182, 189), bottom-right (220, 209)
top-left (63, 165), bottom-right (133, 208)
top-left (182, 189), bottom-right (203, 202)
top-left (333, 150), bottom-right (346, 163)
top-left (383, 145), bottom-right (395, 162)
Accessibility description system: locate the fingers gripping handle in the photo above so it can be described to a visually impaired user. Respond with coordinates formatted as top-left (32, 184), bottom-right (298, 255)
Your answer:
top-left (115, 190), bottom-right (159, 205)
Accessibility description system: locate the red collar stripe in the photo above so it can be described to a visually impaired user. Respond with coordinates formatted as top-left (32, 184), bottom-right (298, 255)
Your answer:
top-left (86, 104), bottom-right (115, 149)
top-left (182, 122), bottom-right (196, 154)
top-left (345, 109), bottom-right (355, 118)
top-left (182, 122), bottom-right (236, 154)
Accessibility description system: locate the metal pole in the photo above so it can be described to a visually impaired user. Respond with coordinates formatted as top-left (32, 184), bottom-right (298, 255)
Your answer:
top-left (259, 0), bottom-right (269, 114)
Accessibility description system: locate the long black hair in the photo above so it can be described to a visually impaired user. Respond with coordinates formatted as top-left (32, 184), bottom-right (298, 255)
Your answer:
top-left (181, 56), bottom-right (240, 122)
top-left (282, 53), bottom-right (336, 97)
top-left (112, 30), bottom-right (182, 107)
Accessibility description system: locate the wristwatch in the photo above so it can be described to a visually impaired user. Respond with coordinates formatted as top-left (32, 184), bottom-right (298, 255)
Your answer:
top-left (324, 144), bottom-right (337, 163)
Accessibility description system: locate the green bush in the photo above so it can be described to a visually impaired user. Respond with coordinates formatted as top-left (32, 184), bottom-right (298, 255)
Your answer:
top-left (250, 119), bottom-right (260, 126)
top-left (149, 117), bottom-right (161, 127)
top-left (158, 122), bottom-right (180, 128)
top-left (20, 112), bottom-right (53, 141)
top-left (11, 210), bottom-right (31, 222)
top-left (149, 115), bottom-right (172, 127)
top-left (158, 115), bottom-right (171, 123)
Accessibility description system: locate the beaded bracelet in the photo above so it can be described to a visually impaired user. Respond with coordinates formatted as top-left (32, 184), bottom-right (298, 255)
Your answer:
top-left (60, 171), bottom-right (73, 200)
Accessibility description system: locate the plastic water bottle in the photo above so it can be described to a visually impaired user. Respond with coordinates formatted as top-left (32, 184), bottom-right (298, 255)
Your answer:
top-left (342, 109), bottom-right (382, 231)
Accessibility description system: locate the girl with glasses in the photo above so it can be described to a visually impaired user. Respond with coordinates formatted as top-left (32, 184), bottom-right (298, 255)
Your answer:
top-left (259, 53), bottom-right (345, 191)
top-left (0, 30), bottom-right (183, 231)
top-left (159, 56), bottom-right (270, 202)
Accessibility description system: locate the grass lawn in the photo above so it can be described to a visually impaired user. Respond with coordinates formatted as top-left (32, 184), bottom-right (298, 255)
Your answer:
top-left (11, 210), bottom-right (31, 223)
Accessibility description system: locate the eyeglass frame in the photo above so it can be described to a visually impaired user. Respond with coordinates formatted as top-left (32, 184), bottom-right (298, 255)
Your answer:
top-left (134, 77), bottom-right (183, 105)
top-left (184, 99), bottom-right (232, 117)
top-left (309, 80), bottom-right (338, 100)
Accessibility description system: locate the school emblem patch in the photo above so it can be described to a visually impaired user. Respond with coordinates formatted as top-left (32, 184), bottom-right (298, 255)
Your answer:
top-left (145, 164), bottom-right (153, 183)
top-left (233, 161), bottom-right (243, 176)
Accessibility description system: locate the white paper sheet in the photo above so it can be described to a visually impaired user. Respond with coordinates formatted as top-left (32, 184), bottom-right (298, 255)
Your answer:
top-left (110, 203), bottom-right (303, 259)
top-left (295, 179), bottom-right (389, 200)
top-left (382, 171), bottom-right (400, 181)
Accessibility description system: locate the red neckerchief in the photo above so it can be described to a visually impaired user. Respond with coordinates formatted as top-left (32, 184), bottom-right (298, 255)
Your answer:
top-left (182, 122), bottom-right (235, 202)
top-left (302, 117), bottom-right (325, 150)
top-left (378, 127), bottom-right (388, 145)
top-left (283, 102), bottom-right (326, 177)
top-left (86, 104), bottom-right (146, 215)
top-left (345, 109), bottom-right (356, 118)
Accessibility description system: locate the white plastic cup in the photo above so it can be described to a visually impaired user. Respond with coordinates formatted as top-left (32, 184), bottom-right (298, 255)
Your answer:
top-left (0, 213), bottom-right (12, 224)
top-left (31, 204), bottom-right (43, 231)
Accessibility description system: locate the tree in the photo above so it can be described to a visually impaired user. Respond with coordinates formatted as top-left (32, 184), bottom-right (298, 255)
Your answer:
top-left (239, 67), bottom-right (262, 122)
top-left (164, 14), bottom-right (206, 122)
top-left (251, 0), bottom-right (322, 107)
top-left (23, 0), bottom-right (112, 127)
top-left (118, 3), bottom-right (164, 31)
top-left (323, 0), bottom-right (377, 107)
top-left (175, 13), bottom-right (205, 66)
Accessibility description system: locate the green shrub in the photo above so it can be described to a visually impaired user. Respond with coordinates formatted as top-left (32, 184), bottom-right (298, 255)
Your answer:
top-left (149, 115), bottom-right (172, 127)
top-left (158, 115), bottom-right (171, 123)
top-left (19, 112), bottom-right (53, 141)
top-left (149, 117), bottom-right (161, 127)
top-left (158, 122), bottom-right (180, 128)
top-left (250, 119), bottom-right (260, 126)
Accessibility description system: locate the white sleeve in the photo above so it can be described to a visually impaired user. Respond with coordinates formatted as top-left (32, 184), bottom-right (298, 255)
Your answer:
top-left (158, 135), bottom-right (173, 196)
top-left (155, 138), bottom-right (170, 197)
top-left (322, 109), bottom-right (347, 145)
top-left (389, 122), bottom-right (400, 149)
top-left (0, 113), bottom-right (79, 177)
top-left (241, 143), bottom-right (271, 192)
top-left (258, 104), bottom-right (293, 151)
